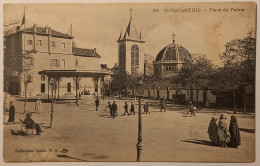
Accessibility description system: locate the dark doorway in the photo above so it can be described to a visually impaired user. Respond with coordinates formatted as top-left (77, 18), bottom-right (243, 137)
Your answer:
top-left (41, 83), bottom-right (45, 93)
top-left (67, 83), bottom-right (71, 93)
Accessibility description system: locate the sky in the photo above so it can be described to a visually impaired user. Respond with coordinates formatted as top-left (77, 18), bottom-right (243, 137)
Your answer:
top-left (3, 2), bottom-right (256, 67)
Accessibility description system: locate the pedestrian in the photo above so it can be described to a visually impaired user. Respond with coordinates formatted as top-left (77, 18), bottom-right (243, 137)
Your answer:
top-left (22, 112), bottom-right (44, 135)
top-left (111, 101), bottom-right (117, 119)
top-left (187, 101), bottom-right (193, 116)
top-left (79, 91), bottom-right (81, 99)
top-left (123, 102), bottom-right (130, 116)
top-left (218, 113), bottom-right (230, 148)
top-left (95, 97), bottom-right (100, 111)
top-left (161, 99), bottom-right (166, 112)
top-left (143, 104), bottom-right (147, 113)
top-left (145, 102), bottom-right (150, 114)
top-left (130, 102), bottom-right (135, 115)
top-left (229, 115), bottom-right (241, 148)
top-left (207, 117), bottom-right (220, 146)
top-left (35, 98), bottom-right (42, 113)
top-left (8, 101), bottom-right (15, 123)
top-left (108, 102), bottom-right (112, 117)
top-left (190, 106), bottom-right (197, 117)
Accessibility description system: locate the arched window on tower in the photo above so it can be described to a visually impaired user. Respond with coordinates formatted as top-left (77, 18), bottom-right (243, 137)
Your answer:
top-left (166, 66), bottom-right (169, 71)
top-left (119, 44), bottom-right (126, 72)
top-left (131, 45), bottom-right (139, 75)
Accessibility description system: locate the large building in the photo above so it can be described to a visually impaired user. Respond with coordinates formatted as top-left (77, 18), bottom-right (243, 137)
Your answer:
top-left (117, 12), bottom-right (145, 75)
top-left (154, 36), bottom-right (191, 78)
top-left (4, 24), bottom-right (110, 97)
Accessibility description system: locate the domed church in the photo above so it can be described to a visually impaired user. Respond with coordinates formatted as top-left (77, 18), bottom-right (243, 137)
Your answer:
top-left (154, 33), bottom-right (191, 78)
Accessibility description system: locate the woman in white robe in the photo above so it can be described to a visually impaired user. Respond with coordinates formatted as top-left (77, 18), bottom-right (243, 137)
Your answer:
top-left (35, 98), bottom-right (42, 113)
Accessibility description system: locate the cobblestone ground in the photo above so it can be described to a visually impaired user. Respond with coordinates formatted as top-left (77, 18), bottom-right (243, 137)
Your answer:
top-left (3, 95), bottom-right (255, 162)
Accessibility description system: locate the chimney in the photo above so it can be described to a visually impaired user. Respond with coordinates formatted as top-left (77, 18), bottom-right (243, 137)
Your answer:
top-left (45, 26), bottom-right (48, 33)
top-left (16, 26), bottom-right (20, 32)
top-left (33, 24), bottom-right (37, 51)
top-left (33, 24), bottom-right (37, 33)
top-left (94, 48), bottom-right (96, 53)
top-left (48, 27), bottom-right (52, 34)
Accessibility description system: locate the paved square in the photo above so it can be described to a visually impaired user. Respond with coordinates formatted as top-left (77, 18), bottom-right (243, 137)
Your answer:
top-left (3, 96), bottom-right (255, 162)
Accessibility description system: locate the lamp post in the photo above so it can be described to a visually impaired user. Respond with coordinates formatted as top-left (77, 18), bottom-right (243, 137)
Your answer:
top-left (76, 81), bottom-right (79, 106)
top-left (135, 79), bottom-right (145, 162)
top-left (23, 77), bottom-right (28, 114)
top-left (49, 78), bottom-right (56, 128)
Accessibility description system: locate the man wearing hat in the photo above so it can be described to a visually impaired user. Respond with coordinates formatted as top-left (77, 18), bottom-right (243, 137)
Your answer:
top-left (22, 112), bottom-right (43, 135)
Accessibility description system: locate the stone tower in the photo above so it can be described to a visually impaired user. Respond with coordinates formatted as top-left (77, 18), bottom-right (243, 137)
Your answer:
top-left (117, 9), bottom-right (145, 75)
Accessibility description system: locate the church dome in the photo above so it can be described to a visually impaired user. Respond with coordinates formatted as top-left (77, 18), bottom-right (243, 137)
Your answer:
top-left (155, 42), bottom-right (191, 62)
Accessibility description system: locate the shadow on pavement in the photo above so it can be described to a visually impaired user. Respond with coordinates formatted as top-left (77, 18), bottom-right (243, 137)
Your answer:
top-left (90, 154), bottom-right (109, 160)
top-left (56, 154), bottom-right (88, 162)
top-left (10, 129), bottom-right (28, 136)
top-left (181, 139), bottom-right (212, 147)
top-left (97, 115), bottom-right (112, 119)
top-left (239, 128), bottom-right (255, 133)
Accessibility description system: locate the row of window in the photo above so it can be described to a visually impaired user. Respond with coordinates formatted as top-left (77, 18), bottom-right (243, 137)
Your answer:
top-left (50, 58), bottom-right (92, 69)
top-left (51, 59), bottom-right (66, 68)
top-left (27, 40), bottom-right (66, 48)
top-left (165, 65), bottom-right (177, 72)
top-left (25, 75), bottom-right (45, 84)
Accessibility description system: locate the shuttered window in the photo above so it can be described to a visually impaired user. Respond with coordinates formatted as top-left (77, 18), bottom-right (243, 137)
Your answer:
top-left (51, 59), bottom-right (59, 68)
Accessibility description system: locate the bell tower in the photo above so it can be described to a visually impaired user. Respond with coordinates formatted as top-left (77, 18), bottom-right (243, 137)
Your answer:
top-left (117, 9), bottom-right (145, 75)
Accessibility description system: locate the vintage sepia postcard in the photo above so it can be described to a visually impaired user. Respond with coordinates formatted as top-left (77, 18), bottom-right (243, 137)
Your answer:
top-left (2, 1), bottom-right (257, 163)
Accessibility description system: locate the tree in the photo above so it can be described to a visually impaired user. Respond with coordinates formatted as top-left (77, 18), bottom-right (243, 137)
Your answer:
top-left (192, 54), bottom-right (215, 107)
top-left (218, 63), bottom-right (240, 114)
top-left (172, 54), bottom-right (214, 106)
top-left (110, 71), bottom-right (138, 99)
top-left (220, 32), bottom-right (256, 113)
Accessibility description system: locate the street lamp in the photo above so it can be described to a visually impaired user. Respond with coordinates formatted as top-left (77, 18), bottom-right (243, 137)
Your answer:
top-left (49, 78), bottom-right (56, 128)
top-left (135, 79), bottom-right (145, 162)
top-left (23, 76), bottom-right (28, 114)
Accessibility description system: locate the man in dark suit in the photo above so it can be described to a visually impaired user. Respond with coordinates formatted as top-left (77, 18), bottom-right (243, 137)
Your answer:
top-left (130, 102), bottom-right (135, 115)
top-left (111, 101), bottom-right (117, 119)
top-left (123, 102), bottom-right (130, 116)
top-left (95, 98), bottom-right (100, 111)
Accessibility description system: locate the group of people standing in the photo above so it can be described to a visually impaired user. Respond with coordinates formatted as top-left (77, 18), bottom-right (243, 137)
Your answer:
top-left (97, 99), bottom-right (151, 119)
top-left (208, 113), bottom-right (241, 148)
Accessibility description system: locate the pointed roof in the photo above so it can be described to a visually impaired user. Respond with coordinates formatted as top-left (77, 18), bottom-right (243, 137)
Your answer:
top-left (117, 11), bottom-right (145, 43)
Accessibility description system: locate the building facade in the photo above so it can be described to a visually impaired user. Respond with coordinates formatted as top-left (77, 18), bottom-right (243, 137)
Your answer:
top-left (4, 24), bottom-right (106, 97)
